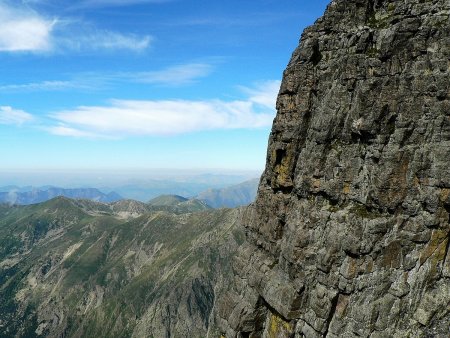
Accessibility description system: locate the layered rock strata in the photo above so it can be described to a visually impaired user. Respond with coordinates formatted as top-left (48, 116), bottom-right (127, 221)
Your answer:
top-left (217, 0), bottom-right (450, 337)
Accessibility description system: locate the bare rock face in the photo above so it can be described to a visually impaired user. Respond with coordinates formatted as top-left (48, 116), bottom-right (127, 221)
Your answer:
top-left (217, 0), bottom-right (450, 337)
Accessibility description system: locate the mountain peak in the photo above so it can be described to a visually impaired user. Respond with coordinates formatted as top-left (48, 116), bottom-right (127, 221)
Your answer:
top-left (148, 194), bottom-right (189, 206)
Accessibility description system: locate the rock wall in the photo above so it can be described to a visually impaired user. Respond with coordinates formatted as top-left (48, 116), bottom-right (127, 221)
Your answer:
top-left (217, 0), bottom-right (450, 337)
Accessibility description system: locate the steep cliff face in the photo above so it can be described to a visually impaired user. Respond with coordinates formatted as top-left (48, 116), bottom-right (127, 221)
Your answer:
top-left (217, 0), bottom-right (450, 337)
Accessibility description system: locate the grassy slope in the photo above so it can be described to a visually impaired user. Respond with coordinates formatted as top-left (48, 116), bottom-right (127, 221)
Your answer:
top-left (0, 197), bottom-right (243, 338)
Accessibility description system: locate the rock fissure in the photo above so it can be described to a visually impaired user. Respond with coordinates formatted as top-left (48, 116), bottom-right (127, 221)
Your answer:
top-left (323, 292), bottom-right (340, 337)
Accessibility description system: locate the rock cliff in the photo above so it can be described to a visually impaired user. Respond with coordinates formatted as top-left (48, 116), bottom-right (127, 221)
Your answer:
top-left (217, 0), bottom-right (450, 337)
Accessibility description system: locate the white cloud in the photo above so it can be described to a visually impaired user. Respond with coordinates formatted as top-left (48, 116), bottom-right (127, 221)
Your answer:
top-left (134, 63), bottom-right (213, 86)
top-left (0, 106), bottom-right (34, 125)
top-left (58, 30), bottom-right (152, 52)
top-left (47, 125), bottom-right (101, 138)
top-left (0, 62), bottom-right (213, 92)
top-left (75, 0), bottom-right (171, 9)
top-left (0, 3), bottom-right (55, 52)
top-left (0, 80), bottom-right (89, 92)
top-left (240, 80), bottom-right (281, 109)
top-left (0, 2), bottom-right (151, 53)
top-left (48, 82), bottom-right (280, 138)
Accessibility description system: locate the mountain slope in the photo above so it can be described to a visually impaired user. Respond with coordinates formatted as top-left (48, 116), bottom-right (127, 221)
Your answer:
top-left (196, 178), bottom-right (259, 208)
top-left (148, 194), bottom-right (188, 206)
top-left (0, 197), bottom-right (243, 337)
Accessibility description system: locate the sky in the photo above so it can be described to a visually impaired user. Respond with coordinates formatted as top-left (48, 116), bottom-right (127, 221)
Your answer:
top-left (0, 0), bottom-right (330, 175)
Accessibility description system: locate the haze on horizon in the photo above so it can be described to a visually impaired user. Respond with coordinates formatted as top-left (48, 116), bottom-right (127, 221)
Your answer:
top-left (0, 167), bottom-right (262, 188)
top-left (0, 0), bottom-right (330, 174)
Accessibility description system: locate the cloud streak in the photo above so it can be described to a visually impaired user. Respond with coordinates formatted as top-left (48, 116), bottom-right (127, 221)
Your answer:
top-left (57, 29), bottom-right (151, 52)
top-left (74, 0), bottom-right (172, 9)
top-left (0, 80), bottom-right (91, 92)
top-left (135, 63), bottom-right (214, 86)
top-left (0, 106), bottom-right (34, 125)
top-left (0, 62), bottom-right (214, 92)
top-left (48, 81), bottom-right (280, 138)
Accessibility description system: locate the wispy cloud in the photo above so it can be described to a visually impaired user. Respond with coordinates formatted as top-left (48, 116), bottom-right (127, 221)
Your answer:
top-left (57, 29), bottom-right (151, 52)
top-left (128, 63), bottom-right (213, 86)
top-left (48, 81), bottom-right (280, 138)
top-left (0, 2), bottom-right (151, 53)
top-left (0, 80), bottom-right (90, 92)
top-left (74, 0), bottom-right (172, 9)
top-left (135, 63), bottom-right (213, 86)
top-left (0, 106), bottom-right (34, 125)
top-left (47, 125), bottom-right (100, 138)
top-left (0, 62), bottom-right (214, 92)
top-left (0, 3), bottom-right (55, 52)
top-left (162, 12), bottom-right (304, 28)
top-left (239, 80), bottom-right (280, 109)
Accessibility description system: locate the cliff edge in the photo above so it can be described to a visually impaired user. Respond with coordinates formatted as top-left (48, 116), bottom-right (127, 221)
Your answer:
top-left (217, 0), bottom-right (450, 337)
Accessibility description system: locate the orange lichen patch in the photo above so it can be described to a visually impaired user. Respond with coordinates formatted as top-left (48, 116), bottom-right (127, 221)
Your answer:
top-left (419, 229), bottom-right (449, 266)
top-left (271, 146), bottom-right (295, 188)
top-left (343, 183), bottom-right (351, 195)
top-left (312, 178), bottom-right (321, 189)
top-left (347, 258), bottom-right (358, 279)
top-left (268, 312), bottom-right (293, 338)
top-left (440, 188), bottom-right (450, 202)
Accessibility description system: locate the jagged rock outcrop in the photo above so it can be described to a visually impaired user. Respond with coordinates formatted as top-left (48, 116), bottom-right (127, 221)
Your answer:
top-left (217, 0), bottom-right (450, 337)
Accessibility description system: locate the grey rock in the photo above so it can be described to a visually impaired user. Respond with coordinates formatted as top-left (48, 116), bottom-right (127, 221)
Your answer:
top-left (216, 0), bottom-right (450, 337)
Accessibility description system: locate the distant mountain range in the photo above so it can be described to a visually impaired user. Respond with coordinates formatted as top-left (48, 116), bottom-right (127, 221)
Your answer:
top-left (195, 178), bottom-right (259, 208)
top-left (0, 178), bottom-right (259, 337)
top-left (109, 179), bottom-right (231, 202)
top-left (0, 187), bottom-right (122, 205)
top-left (0, 177), bottom-right (260, 208)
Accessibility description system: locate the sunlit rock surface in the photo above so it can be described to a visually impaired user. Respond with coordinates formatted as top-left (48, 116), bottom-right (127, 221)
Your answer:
top-left (217, 0), bottom-right (450, 336)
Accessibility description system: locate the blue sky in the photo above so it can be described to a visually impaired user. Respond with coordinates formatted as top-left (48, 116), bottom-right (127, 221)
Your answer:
top-left (0, 0), bottom-right (329, 172)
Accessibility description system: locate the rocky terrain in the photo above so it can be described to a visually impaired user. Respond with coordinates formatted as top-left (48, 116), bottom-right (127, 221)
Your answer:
top-left (0, 197), bottom-right (243, 337)
top-left (217, 0), bottom-right (450, 337)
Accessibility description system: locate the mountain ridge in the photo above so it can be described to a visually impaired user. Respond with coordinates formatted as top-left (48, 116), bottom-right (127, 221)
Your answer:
top-left (0, 196), bottom-right (244, 337)
top-left (0, 187), bottom-right (122, 205)
top-left (195, 178), bottom-right (259, 208)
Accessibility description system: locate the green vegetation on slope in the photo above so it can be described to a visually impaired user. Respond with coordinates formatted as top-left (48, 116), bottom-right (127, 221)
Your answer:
top-left (0, 196), bottom-right (243, 337)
